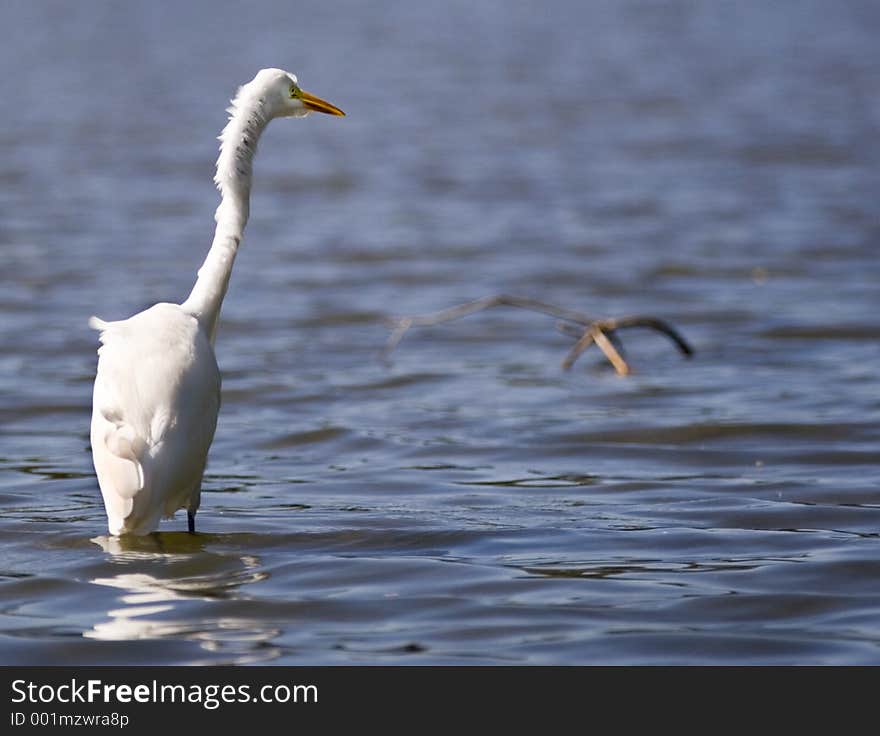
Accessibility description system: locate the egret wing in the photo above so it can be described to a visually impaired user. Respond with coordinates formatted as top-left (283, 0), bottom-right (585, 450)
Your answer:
top-left (89, 316), bottom-right (151, 501)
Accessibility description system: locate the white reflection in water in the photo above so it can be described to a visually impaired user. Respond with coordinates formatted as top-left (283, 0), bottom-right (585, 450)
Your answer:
top-left (85, 536), bottom-right (279, 663)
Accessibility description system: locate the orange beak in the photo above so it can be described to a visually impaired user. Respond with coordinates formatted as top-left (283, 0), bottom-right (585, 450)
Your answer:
top-left (298, 89), bottom-right (345, 116)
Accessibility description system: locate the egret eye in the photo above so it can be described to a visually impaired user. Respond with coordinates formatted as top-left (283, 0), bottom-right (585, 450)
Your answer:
top-left (290, 85), bottom-right (300, 99)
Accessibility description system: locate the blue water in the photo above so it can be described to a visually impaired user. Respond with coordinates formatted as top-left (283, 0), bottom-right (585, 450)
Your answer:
top-left (0, 0), bottom-right (879, 664)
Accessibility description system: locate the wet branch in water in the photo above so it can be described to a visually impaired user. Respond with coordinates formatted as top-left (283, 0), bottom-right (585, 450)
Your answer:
top-left (381, 294), bottom-right (693, 376)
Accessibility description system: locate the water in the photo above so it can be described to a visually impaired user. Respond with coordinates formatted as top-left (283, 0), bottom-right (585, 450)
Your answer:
top-left (1, 0), bottom-right (879, 665)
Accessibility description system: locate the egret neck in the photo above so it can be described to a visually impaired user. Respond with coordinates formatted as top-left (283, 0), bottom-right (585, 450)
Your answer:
top-left (182, 81), bottom-right (271, 343)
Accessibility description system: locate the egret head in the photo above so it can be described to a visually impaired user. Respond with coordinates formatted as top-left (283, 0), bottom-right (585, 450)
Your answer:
top-left (250, 68), bottom-right (345, 119)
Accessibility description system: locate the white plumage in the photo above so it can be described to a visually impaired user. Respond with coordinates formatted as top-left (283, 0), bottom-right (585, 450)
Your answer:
top-left (90, 69), bottom-right (344, 535)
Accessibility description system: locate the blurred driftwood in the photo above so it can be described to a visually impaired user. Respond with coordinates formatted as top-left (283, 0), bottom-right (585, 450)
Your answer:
top-left (382, 294), bottom-right (693, 376)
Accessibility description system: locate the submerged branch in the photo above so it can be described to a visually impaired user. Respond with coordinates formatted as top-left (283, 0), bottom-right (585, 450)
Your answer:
top-left (382, 294), bottom-right (693, 376)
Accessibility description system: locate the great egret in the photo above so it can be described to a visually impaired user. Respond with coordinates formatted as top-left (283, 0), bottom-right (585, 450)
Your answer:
top-left (90, 69), bottom-right (344, 536)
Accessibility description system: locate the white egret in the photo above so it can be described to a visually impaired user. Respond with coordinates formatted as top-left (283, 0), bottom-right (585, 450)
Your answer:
top-left (90, 69), bottom-right (344, 535)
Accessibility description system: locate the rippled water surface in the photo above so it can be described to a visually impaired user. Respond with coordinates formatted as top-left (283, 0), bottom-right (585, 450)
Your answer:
top-left (1, 0), bottom-right (879, 664)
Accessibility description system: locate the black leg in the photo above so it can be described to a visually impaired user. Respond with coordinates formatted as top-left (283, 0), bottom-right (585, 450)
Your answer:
top-left (187, 511), bottom-right (196, 534)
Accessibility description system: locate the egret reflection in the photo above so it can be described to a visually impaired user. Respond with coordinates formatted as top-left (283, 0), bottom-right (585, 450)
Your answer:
top-left (86, 535), bottom-right (278, 663)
